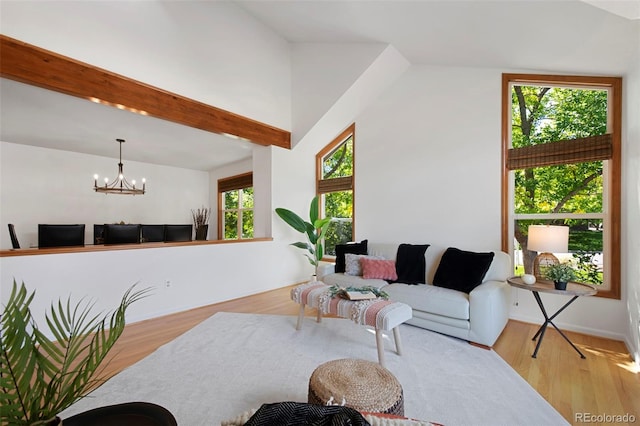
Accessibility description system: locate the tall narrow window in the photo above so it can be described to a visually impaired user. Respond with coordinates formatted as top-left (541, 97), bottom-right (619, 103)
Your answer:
top-left (316, 124), bottom-right (355, 256)
top-left (218, 172), bottom-right (254, 240)
top-left (501, 74), bottom-right (621, 299)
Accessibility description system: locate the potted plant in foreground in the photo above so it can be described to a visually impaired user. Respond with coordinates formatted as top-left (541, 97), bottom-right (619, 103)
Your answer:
top-left (276, 196), bottom-right (332, 280)
top-left (545, 262), bottom-right (576, 290)
top-left (0, 280), bottom-right (150, 425)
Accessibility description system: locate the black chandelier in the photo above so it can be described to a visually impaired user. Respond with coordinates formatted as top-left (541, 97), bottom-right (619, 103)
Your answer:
top-left (93, 139), bottom-right (146, 195)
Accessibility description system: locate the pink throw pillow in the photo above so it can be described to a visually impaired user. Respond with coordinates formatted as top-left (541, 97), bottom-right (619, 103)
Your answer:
top-left (361, 258), bottom-right (398, 280)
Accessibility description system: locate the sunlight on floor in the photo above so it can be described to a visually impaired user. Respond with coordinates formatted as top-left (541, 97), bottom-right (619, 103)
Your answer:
top-left (582, 345), bottom-right (640, 374)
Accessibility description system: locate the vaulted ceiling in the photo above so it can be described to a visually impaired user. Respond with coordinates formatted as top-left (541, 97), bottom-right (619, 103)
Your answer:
top-left (1, 0), bottom-right (636, 170)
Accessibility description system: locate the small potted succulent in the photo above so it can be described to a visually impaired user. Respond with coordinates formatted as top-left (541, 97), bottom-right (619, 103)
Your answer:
top-left (544, 262), bottom-right (576, 290)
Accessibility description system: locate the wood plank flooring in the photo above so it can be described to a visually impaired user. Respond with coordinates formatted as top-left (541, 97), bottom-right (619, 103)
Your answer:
top-left (102, 285), bottom-right (639, 425)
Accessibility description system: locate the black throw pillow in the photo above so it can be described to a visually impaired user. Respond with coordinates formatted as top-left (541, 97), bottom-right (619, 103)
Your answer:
top-left (433, 247), bottom-right (495, 293)
top-left (394, 243), bottom-right (429, 284)
top-left (334, 240), bottom-right (368, 273)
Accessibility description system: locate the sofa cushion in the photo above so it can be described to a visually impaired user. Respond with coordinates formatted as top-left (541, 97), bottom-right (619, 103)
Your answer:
top-left (361, 258), bottom-right (398, 280)
top-left (335, 240), bottom-right (368, 273)
top-left (394, 243), bottom-right (429, 284)
top-left (384, 283), bottom-right (470, 320)
top-left (344, 253), bottom-right (384, 276)
top-left (433, 247), bottom-right (495, 294)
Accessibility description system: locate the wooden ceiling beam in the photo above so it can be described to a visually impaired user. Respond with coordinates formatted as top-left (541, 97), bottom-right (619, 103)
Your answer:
top-left (0, 35), bottom-right (291, 149)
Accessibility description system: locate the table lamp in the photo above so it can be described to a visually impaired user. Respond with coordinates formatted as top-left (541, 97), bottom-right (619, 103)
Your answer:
top-left (527, 225), bottom-right (569, 280)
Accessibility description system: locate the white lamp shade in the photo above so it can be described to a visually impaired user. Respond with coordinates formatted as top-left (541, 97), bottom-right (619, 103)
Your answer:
top-left (527, 225), bottom-right (569, 253)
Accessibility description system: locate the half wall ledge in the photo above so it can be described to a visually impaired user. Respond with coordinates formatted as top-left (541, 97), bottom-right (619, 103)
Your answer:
top-left (0, 237), bottom-right (273, 257)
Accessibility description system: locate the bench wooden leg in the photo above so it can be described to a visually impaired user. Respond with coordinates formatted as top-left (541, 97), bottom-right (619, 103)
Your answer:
top-left (376, 329), bottom-right (386, 368)
top-left (316, 307), bottom-right (322, 323)
top-left (393, 326), bottom-right (403, 356)
top-left (296, 304), bottom-right (305, 330)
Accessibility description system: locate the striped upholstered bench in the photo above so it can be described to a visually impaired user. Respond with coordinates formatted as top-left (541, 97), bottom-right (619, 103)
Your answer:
top-left (291, 281), bottom-right (413, 367)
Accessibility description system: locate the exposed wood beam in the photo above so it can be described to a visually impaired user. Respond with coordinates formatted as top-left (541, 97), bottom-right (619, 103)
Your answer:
top-left (0, 35), bottom-right (291, 149)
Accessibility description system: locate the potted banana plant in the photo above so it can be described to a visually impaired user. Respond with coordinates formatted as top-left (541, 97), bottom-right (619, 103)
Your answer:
top-left (0, 280), bottom-right (150, 425)
top-left (276, 196), bottom-right (332, 279)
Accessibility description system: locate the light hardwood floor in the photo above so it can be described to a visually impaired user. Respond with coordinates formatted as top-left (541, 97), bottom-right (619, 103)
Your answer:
top-left (103, 285), bottom-right (639, 425)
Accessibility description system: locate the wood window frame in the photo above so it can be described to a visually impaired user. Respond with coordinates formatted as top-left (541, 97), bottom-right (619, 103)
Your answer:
top-left (501, 73), bottom-right (622, 299)
top-left (217, 172), bottom-right (253, 240)
top-left (316, 123), bottom-right (356, 251)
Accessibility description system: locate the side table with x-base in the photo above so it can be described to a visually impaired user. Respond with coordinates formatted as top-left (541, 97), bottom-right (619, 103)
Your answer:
top-left (507, 276), bottom-right (597, 359)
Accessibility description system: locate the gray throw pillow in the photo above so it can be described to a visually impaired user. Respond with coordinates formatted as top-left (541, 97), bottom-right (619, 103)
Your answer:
top-left (344, 253), bottom-right (384, 276)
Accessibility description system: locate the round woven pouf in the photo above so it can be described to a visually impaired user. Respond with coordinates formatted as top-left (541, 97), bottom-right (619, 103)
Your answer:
top-left (308, 358), bottom-right (404, 416)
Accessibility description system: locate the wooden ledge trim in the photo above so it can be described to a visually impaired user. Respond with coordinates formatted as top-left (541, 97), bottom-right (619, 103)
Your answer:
top-left (0, 237), bottom-right (273, 257)
top-left (0, 35), bottom-right (290, 149)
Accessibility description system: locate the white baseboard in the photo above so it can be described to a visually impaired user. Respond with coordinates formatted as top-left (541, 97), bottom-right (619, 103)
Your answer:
top-left (508, 313), bottom-right (627, 342)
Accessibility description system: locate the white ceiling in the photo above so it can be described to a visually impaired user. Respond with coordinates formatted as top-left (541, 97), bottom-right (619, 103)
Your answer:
top-left (582, 0), bottom-right (640, 19)
top-left (1, 0), bottom-right (636, 170)
top-left (237, 0), bottom-right (638, 67)
top-left (0, 79), bottom-right (254, 171)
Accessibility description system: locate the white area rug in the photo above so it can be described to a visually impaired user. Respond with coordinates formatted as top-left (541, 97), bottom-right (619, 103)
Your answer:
top-left (62, 312), bottom-right (568, 425)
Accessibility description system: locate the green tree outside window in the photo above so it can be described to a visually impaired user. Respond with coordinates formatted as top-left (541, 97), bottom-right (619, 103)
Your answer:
top-left (511, 86), bottom-right (607, 285)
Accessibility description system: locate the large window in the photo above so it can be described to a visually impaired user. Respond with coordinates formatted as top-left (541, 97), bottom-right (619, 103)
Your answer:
top-left (501, 74), bottom-right (621, 299)
top-left (316, 124), bottom-right (355, 256)
top-left (218, 172), bottom-right (254, 240)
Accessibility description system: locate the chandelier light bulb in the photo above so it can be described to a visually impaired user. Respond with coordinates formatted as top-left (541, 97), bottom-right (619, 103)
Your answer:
top-left (104, 177), bottom-right (109, 183)
top-left (93, 174), bottom-right (99, 180)
top-left (132, 179), bottom-right (136, 186)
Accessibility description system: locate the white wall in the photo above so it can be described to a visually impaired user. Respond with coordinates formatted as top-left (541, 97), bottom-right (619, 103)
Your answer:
top-left (270, 41), bottom-right (410, 279)
top-left (291, 43), bottom-right (388, 144)
top-left (0, 1), bottom-right (302, 328)
top-left (0, 1), bottom-right (291, 130)
top-left (623, 21), bottom-right (640, 365)
top-left (0, 142), bottom-right (209, 249)
top-left (356, 66), bottom-right (503, 248)
top-left (354, 64), bottom-right (634, 342)
top-left (1, 0), bottom-right (638, 354)
top-left (0, 240), bottom-right (296, 337)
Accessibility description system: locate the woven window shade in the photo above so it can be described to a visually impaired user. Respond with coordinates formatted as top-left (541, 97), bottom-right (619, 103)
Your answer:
top-left (218, 173), bottom-right (253, 193)
top-left (318, 176), bottom-right (353, 194)
top-left (507, 134), bottom-right (612, 170)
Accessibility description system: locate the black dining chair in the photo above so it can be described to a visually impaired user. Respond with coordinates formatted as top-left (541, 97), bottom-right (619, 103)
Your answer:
top-left (164, 224), bottom-right (193, 242)
top-left (38, 224), bottom-right (86, 248)
top-left (8, 224), bottom-right (20, 249)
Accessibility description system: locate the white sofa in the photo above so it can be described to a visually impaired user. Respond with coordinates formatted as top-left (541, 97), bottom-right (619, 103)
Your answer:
top-left (317, 243), bottom-right (512, 347)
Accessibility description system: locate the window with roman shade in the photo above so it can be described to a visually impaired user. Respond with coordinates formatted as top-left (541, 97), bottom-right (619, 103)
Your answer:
top-left (218, 172), bottom-right (254, 240)
top-left (501, 74), bottom-right (621, 299)
top-left (316, 124), bottom-right (355, 256)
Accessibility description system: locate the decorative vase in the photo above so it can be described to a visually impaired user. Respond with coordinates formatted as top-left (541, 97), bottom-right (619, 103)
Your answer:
top-left (195, 225), bottom-right (208, 241)
top-left (522, 274), bottom-right (536, 285)
top-left (554, 281), bottom-right (568, 290)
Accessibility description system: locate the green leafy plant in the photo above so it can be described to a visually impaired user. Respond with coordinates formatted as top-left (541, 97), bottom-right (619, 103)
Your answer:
top-left (545, 262), bottom-right (577, 283)
top-left (327, 285), bottom-right (389, 300)
top-left (276, 196), bottom-right (332, 277)
top-left (1, 280), bottom-right (151, 425)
